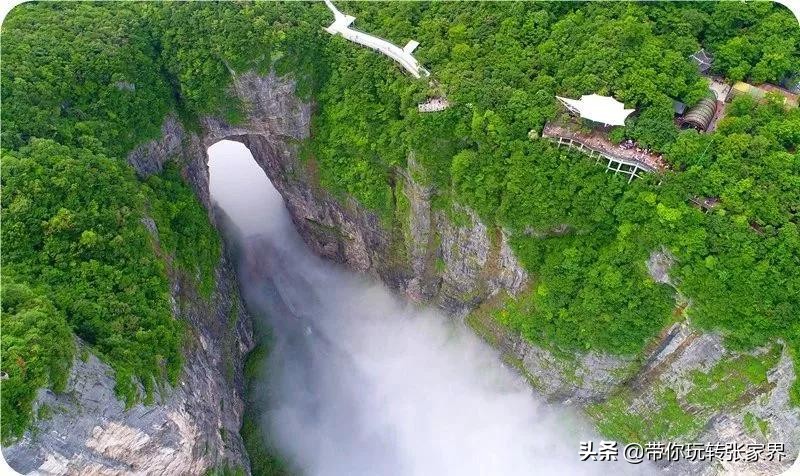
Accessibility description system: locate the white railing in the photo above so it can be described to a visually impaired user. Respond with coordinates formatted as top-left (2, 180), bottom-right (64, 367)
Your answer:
top-left (543, 134), bottom-right (654, 183)
top-left (323, 0), bottom-right (429, 79)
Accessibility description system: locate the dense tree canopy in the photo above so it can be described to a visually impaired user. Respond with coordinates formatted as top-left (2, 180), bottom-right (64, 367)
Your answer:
top-left (1, 275), bottom-right (73, 441)
top-left (2, 0), bottom-right (798, 443)
top-left (1, 4), bottom-right (171, 155)
top-left (1, 140), bottom-right (186, 413)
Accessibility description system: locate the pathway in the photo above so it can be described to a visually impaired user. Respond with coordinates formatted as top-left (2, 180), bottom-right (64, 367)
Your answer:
top-left (542, 122), bottom-right (670, 182)
top-left (323, 0), bottom-right (429, 79)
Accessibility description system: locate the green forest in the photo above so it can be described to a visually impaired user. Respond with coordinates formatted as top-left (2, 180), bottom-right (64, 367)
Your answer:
top-left (2, 0), bottom-right (799, 451)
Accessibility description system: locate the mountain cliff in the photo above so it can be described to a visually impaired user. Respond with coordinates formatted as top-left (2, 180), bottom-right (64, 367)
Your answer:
top-left (3, 2), bottom-right (799, 474)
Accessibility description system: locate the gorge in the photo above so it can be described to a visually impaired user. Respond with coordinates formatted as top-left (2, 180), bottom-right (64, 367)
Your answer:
top-left (208, 139), bottom-right (644, 475)
top-left (6, 67), bottom-right (796, 476)
top-left (2, 3), bottom-right (800, 475)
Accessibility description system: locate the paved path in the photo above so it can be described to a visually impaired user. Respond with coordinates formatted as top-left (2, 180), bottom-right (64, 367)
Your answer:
top-left (323, 0), bottom-right (429, 79)
top-left (542, 122), bottom-right (669, 173)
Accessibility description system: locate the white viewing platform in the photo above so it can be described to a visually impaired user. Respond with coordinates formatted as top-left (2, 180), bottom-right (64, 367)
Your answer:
top-left (541, 122), bottom-right (669, 183)
top-left (323, 0), bottom-right (429, 79)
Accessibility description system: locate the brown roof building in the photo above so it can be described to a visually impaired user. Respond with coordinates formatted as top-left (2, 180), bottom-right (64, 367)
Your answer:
top-left (681, 97), bottom-right (717, 131)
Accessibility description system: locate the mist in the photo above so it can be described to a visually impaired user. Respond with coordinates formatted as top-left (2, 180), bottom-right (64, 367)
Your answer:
top-left (208, 140), bottom-right (647, 476)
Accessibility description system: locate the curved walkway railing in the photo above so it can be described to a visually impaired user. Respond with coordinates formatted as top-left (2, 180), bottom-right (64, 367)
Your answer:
top-left (542, 122), bottom-right (671, 182)
top-left (323, 0), bottom-right (429, 79)
top-left (542, 122), bottom-right (669, 169)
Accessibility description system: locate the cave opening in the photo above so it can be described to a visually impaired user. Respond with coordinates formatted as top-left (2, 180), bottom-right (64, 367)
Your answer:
top-left (207, 139), bottom-right (284, 237)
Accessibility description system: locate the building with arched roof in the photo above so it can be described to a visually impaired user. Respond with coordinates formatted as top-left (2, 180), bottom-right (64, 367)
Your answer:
top-left (681, 97), bottom-right (717, 131)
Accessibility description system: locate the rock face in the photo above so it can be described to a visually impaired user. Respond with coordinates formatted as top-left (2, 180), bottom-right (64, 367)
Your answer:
top-left (628, 325), bottom-right (800, 476)
top-left (7, 70), bottom-right (796, 475)
top-left (4, 237), bottom-right (254, 475)
top-left (130, 70), bottom-right (799, 475)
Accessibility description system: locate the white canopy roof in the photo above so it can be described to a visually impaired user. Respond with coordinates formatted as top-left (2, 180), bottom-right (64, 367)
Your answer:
top-left (556, 94), bottom-right (635, 126)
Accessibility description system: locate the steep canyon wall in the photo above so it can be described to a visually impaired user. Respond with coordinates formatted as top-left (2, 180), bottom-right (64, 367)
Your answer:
top-left (6, 71), bottom-right (797, 475)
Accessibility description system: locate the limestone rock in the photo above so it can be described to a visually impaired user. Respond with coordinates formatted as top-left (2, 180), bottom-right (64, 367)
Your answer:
top-left (13, 68), bottom-right (796, 476)
top-left (4, 252), bottom-right (254, 475)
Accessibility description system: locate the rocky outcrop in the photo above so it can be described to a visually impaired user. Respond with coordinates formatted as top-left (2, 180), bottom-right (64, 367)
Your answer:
top-left (625, 325), bottom-right (800, 476)
top-left (171, 70), bottom-right (796, 476)
top-left (10, 68), bottom-right (795, 475)
top-left (126, 72), bottom-right (394, 285)
top-left (392, 156), bottom-right (529, 315)
top-left (127, 116), bottom-right (185, 178)
top-left (4, 233), bottom-right (254, 475)
top-left (431, 206), bottom-right (529, 316)
top-left (647, 248), bottom-right (676, 285)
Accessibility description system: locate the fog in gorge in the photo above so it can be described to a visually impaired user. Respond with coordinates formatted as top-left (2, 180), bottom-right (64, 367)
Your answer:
top-left (207, 140), bottom-right (648, 476)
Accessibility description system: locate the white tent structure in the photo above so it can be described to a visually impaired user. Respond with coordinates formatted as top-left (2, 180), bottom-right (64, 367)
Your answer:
top-left (556, 94), bottom-right (635, 126)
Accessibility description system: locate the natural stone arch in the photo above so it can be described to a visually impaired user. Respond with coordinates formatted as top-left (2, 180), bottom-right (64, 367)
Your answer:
top-left (128, 72), bottom-right (391, 281)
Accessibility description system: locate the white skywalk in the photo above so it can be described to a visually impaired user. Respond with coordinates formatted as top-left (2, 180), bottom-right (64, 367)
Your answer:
top-left (323, 0), bottom-right (429, 79)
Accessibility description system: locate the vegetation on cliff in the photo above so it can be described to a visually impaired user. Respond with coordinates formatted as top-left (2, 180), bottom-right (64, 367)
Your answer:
top-left (588, 346), bottom-right (782, 443)
top-left (0, 139), bottom-right (204, 438)
top-left (2, 0), bottom-right (798, 444)
top-left (0, 276), bottom-right (73, 441)
top-left (297, 1), bottom-right (800, 398)
top-left (1, 3), bottom-right (217, 441)
top-left (144, 163), bottom-right (221, 298)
